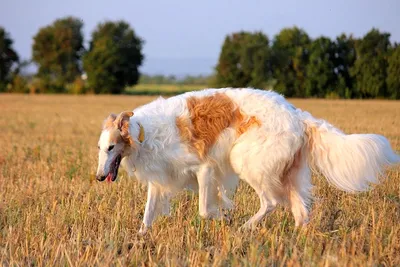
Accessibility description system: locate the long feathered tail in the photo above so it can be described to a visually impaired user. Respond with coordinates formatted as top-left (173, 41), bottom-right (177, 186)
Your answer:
top-left (301, 111), bottom-right (400, 192)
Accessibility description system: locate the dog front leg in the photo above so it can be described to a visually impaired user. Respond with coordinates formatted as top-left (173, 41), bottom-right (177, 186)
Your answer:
top-left (197, 164), bottom-right (220, 218)
top-left (139, 183), bottom-right (161, 234)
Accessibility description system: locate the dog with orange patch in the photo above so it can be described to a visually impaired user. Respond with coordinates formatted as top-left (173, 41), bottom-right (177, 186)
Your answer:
top-left (96, 88), bottom-right (400, 233)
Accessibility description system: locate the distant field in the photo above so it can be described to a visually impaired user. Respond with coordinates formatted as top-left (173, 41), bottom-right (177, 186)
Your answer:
top-left (0, 94), bottom-right (399, 265)
top-left (126, 84), bottom-right (208, 95)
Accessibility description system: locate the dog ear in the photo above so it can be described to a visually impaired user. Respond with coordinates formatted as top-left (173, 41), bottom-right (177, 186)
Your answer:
top-left (116, 111), bottom-right (134, 130)
top-left (103, 114), bottom-right (117, 129)
top-left (116, 111), bottom-right (134, 145)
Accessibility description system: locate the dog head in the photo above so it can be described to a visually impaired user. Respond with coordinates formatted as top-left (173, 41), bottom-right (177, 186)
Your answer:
top-left (96, 111), bottom-right (142, 182)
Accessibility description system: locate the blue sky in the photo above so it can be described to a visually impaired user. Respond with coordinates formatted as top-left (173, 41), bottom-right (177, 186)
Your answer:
top-left (1, 0), bottom-right (399, 76)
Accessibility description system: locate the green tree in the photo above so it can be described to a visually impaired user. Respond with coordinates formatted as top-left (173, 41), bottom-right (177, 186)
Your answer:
top-left (83, 21), bottom-right (144, 94)
top-left (386, 44), bottom-right (400, 99)
top-left (0, 27), bottom-right (19, 92)
top-left (271, 27), bottom-right (311, 97)
top-left (305, 37), bottom-right (336, 97)
top-left (32, 16), bottom-right (84, 92)
top-left (333, 34), bottom-right (356, 98)
top-left (350, 29), bottom-right (391, 98)
top-left (215, 31), bottom-right (271, 88)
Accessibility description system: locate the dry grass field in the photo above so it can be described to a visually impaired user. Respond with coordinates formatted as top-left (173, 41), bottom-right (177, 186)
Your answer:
top-left (0, 94), bottom-right (399, 266)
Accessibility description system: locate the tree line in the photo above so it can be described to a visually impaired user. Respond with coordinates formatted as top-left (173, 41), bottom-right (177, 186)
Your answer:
top-left (1, 17), bottom-right (143, 94)
top-left (139, 74), bottom-right (213, 85)
top-left (215, 28), bottom-right (400, 99)
top-left (1, 17), bottom-right (399, 98)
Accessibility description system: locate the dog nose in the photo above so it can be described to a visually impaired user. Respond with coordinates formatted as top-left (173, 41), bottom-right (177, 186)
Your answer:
top-left (96, 175), bottom-right (106, 181)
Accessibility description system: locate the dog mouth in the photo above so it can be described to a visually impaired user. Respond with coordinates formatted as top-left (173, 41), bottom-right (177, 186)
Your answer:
top-left (105, 154), bottom-right (122, 182)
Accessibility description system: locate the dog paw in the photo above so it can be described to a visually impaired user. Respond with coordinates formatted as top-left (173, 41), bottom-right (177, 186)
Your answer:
top-left (239, 221), bottom-right (258, 232)
top-left (200, 209), bottom-right (224, 220)
top-left (138, 225), bottom-right (149, 236)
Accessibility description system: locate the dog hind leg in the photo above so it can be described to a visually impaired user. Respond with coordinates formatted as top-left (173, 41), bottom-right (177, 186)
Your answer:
top-left (241, 185), bottom-right (277, 229)
top-left (231, 131), bottom-right (304, 228)
top-left (160, 193), bottom-right (171, 216)
top-left (286, 149), bottom-right (312, 227)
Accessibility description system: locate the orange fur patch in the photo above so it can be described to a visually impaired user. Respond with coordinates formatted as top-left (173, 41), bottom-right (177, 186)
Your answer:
top-left (176, 93), bottom-right (261, 159)
top-left (236, 113), bottom-right (262, 136)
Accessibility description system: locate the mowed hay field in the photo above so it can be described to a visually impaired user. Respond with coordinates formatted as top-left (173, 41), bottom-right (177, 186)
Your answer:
top-left (0, 94), bottom-right (399, 266)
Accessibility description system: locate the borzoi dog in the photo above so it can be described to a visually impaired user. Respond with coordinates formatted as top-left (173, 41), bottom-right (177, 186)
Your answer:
top-left (95, 88), bottom-right (399, 233)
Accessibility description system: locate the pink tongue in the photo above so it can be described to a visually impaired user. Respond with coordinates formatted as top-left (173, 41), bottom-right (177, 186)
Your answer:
top-left (106, 173), bottom-right (112, 183)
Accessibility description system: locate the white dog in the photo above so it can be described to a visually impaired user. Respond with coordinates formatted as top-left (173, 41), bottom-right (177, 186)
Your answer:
top-left (96, 88), bottom-right (400, 233)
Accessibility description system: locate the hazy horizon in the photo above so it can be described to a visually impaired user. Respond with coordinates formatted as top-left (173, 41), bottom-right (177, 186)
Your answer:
top-left (1, 0), bottom-right (399, 76)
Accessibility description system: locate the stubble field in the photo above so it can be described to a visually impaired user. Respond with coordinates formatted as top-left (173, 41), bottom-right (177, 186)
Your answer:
top-left (0, 94), bottom-right (399, 266)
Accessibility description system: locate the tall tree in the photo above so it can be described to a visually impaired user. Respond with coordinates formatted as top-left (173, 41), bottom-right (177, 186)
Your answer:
top-left (215, 31), bottom-right (271, 88)
top-left (83, 21), bottom-right (144, 94)
top-left (350, 29), bottom-right (391, 98)
top-left (32, 16), bottom-right (84, 92)
top-left (386, 44), bottom-right (400, 99)
top-left (271, 27), bottom-right (310, 97)
top-left (305, 37), bottom-right (336, 97)
top-left (332, 34), bottom-right (356, 98)
top-left (0, 27), bottom-right (19, 91)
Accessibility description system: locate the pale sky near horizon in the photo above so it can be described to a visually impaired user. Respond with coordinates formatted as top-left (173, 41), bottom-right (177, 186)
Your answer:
top-left (1, 0), bottom-right (399, 76)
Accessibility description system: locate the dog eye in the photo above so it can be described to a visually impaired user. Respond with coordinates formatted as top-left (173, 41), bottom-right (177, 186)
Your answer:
top-left (108, 145), bottom-right (115, 151)
top-left (97, 145), bottom-right (100, 150)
